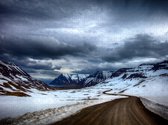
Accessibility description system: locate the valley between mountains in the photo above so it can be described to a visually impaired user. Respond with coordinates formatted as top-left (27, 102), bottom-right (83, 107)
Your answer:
top-left (0, 60), bottom-right (168, 125)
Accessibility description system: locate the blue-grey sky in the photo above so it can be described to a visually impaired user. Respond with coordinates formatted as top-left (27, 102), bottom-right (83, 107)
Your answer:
top-left (0, 0), bottom-right (168, 81)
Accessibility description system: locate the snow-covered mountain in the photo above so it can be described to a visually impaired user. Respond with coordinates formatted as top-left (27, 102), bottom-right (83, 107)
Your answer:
top-left (84, 71), bottom-right (113, 86)
top-left (50, 60), bottom-right (168, 88)
top-left (94, 60), bottom-right (168, 98)
top-left (50, 73), bottom-right (89, 88)
top-left (2, 59), bottom-right (167, 96)
top-left (50, 71), bottom-right (113, 88)
top-left (0, 61), bottom-right (52, 96)
top-left (110, 60), bottom-right (168, 80)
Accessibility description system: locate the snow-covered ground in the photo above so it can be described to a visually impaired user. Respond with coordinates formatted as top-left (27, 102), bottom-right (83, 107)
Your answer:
top-left (141, 98), bottom-right (168, 120)
top-left (95, 76), bottom-right (168, 106)
top-left (1, 95), bottom-right (125, 125)
top-left (0, 87), bottom-right (124, 120)
top-left (0, 66), bottom-right (168, 124)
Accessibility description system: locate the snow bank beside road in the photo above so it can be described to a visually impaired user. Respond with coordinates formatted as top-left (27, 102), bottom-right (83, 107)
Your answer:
top-left (141, 97), bottom-right (168, 120)
top-left (0, 96), bottom-right (123, 125)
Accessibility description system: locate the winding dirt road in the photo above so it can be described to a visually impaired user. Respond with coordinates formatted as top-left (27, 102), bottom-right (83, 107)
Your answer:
top-left (52, 96), bottom-right (168, 125)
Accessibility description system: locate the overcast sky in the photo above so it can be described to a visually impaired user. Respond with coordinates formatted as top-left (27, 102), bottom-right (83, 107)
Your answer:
top-left (0, 0), bottom-right (168, 82)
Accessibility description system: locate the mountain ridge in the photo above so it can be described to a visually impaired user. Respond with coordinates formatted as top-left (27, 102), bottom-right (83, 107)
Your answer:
top-left (0, 60), bottom-right (54, 96)
top-left (49, 60), bottom-right (168, 88)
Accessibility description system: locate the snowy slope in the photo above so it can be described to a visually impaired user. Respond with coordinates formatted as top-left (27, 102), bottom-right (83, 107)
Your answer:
top-left (84, 71), bottom-right (113, 86)
top-left (0, 86), bottom-right (124, 120)
top-left (70, 74), bottom-right (89, 81)
top-left (0, 60), bottom-right (52, 96)
top-left (95, 60), bottom-right (168, 104)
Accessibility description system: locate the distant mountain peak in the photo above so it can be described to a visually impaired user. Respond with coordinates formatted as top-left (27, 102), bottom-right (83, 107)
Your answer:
top-left (49, 73), bottom-right (89, 88)
top-left (49, 71), bottom-right (113, 88)
top-left (50, 60), bottom-right (168, 88)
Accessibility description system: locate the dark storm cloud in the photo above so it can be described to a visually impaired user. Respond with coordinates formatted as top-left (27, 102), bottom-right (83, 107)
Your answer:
top-left (25, 68), bottom-right (59, 77)
top-left (0, 55), bottom-right (53, 71)
top-left (0, 55), bottom-right (60, 80)
top-left (0, 0), bottom-right (71, 19)
top-left (96, 0), bottom-right (168, 11)
top-left (0, 36), bottom-right (96, 59)
top-left (0, 0), bottom-right (95, 21)
top-left (93, 0), bottom-right (168, 24)
top-left (17, 59), bottom-right (56, 70)
top-left (103, 34), bottom-right (168, 62)
top-left (75, 66), bottom-right (115, 74)
top-left (0, 0), bottom-right (168, 20)
top-left (0, 0), bottom-right (168, 80)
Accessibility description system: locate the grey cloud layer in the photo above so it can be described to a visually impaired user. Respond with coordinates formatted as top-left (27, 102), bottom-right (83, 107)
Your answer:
top-left (0, 0), bottom-right (168, 30)
top-left (102, 35), bottom-right (168, 62)
top-left (0, 36), bottom-right (96, 59)
top-left (1, 0), bottom-right (168, 18)
top-left (0, 0), bottom-right (168, 80)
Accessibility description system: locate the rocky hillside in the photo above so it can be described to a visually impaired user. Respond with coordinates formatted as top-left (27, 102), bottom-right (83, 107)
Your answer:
top-left (50, 74), bottom-right (89, 88)
top-left (111, 60), bottom-right (168, 80)
top-left (0, 61), bottom-right (53, 96)
top-left (84, 71), bottom-right (113, 86)
top-left (50, 71), bottom-right (113, 88)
